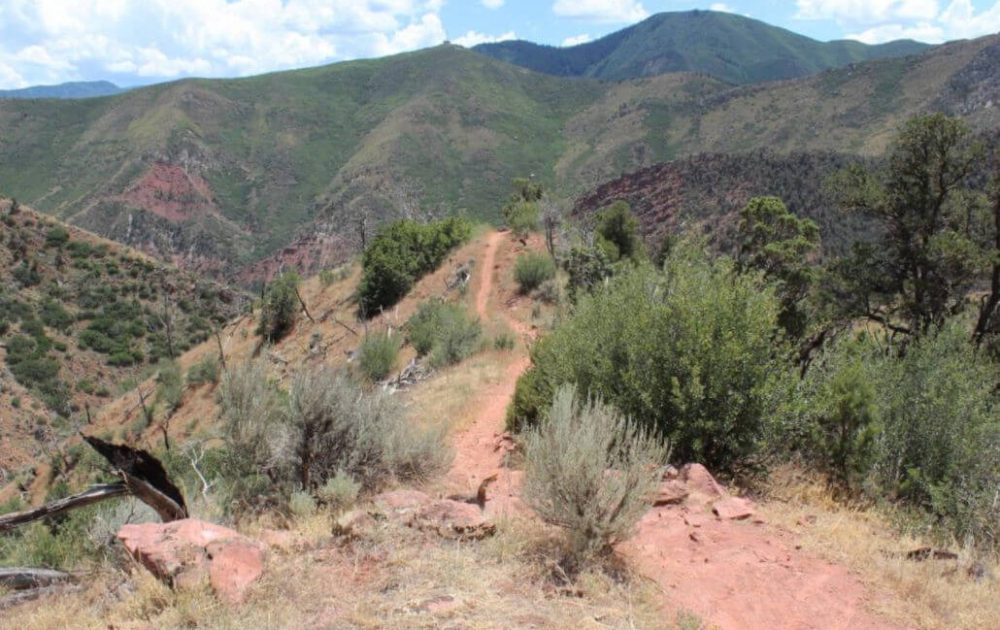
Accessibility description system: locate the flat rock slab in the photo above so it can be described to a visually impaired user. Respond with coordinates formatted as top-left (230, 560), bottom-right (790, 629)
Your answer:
top-left (653, 480), bottom-right (690, 506)
top-left (117, 519), bottom-right (265, 604)
top-left (713, 496), bottom-right (756, 521)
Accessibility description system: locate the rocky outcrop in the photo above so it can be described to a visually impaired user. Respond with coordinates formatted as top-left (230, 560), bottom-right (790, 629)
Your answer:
top-left (117, 519), bottom-right (266, 604)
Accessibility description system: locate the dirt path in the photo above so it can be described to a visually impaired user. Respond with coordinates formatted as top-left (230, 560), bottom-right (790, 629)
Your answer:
top-left (447, 231), bottom-right (530, 492)
top-left (445, 231), bottom-right (902, 630)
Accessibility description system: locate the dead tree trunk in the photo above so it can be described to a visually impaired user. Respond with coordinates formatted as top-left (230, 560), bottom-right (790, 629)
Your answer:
top-left (0, 484), bottom-right (127, 532)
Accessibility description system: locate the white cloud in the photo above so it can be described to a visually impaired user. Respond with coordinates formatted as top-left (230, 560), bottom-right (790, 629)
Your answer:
top-left (453, 30), bottom-right (517, 47)
top-left (709, 3), bottom-right (736, 12)
top-left (0, 0), bottom-right (449, 87)
top-left (552, 0), bottom-right (648, 23)
top-left (798, 0), bottom-right (1000, 44)
top-left (562, 33), bottom-right (593, 46)
top-left (482, 0), bottom-right (505, 8)
top-left (796, 0), bottom-right (941, 23)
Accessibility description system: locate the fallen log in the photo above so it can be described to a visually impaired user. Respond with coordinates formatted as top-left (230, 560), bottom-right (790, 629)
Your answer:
top-left (0, 584), bottom-right (82, 610)
top-left (0, 568), bottom-right (73, 590)
top-left (0, 483), bottom-right (127, 532)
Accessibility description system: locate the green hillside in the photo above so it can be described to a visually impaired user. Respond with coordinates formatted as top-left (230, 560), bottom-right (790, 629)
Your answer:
top-left (474, 10), bottom-right (930, 84)
top-left (0, 35), bottom-right (995, 281)
top-left (0, 200), bottom-right (244, 468)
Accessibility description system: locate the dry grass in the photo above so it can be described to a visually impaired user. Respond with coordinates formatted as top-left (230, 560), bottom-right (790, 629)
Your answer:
top-left (0, 510), bottom-right (666, 630)
top-left (760, 466), bottom-right (999, 630)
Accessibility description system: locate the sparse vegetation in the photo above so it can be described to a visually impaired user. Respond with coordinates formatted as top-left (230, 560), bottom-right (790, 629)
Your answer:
top-left (406, 299), bottom-right (482, 368)
top-left (216, 361), bottom-right (450, 511)
top-left (514, 252), bottom-right (556, 294)
top-left (524, 384), bottom-right (667, 564)
top-left (357, 331), bottom-right (401, 381)
top-left (257, 272), bottom-right (301, 343)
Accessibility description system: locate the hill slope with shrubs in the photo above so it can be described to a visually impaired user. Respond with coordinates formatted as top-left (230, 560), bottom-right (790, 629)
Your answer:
top-left (0, 199), bottom-right (245, 471)
top-left (0, 34), bottom-right (995, 282)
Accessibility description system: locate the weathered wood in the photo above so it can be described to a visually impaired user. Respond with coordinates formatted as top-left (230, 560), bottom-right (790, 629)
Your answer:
top-left (0, 484), bottom-right (127, 532)
top-left (0, 568), bottom-right (73, 590)
top-left (82, 435), bottom-right (188, 522)
top-left (294, 286), bottom-right (315, 323)
top-left (0, 584), bottom-right (82, 610)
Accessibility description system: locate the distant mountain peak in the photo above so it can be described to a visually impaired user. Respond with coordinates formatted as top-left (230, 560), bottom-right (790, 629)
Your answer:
top-left (474, 9), bottom-right (931, 85)
top-left (0, 80), bottom-right (125, 100)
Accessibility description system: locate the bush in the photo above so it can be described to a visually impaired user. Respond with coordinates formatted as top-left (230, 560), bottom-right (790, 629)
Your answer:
top-left (406, 299), bottom-right (482, 367)
top-left (509, 241), bottom-right (792, 473)
top-left (357, 332), bottom-right (400, 381)
top-left (155, 359), bottom-right (184, 416)
top-left (286, 367), bottom-right (451, 490)
top-left (317, 471), bottom-right (361, 510)
top-left (503, 200), bottom-right (539, 236)
top-left (523, 384), bottom-right (668, 562)
top-left (288, 491), bottom-right (317, 518)
top-left (789, 324), bottom-right (999, 549)
top-left (514, 252), bottom-right (556, 294)
top-left (257, 272), bottom-right (301, 342)
top-left (217, 360), bottom-right (289, 508)
top-left (187, 354), bottom-right (220, 386)
top-left (45, 226), bottom-right (70, 248)
top-left (357, 217), bottom-right (471, 315)
top-left (594, 201), bottom-right (643, 263)
top-left (494, 332), bottom-right (516, 351)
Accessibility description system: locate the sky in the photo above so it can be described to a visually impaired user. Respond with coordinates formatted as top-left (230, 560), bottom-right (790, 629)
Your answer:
top-left (0, 0), bottom-right (998, 89)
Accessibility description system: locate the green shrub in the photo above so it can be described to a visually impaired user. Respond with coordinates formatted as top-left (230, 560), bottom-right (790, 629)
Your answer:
top-left (285, 367), bottom-right (451, 491)
top-left (494, 332), bottom-right (516, 351)
top-left (594, 201), bottom-right (644, 263)
top-left (787, 323), bottom-right (999, 549)
top-left (523, 384), bottom-right (667, 563)
top-left (155, 359), bottom-right (184, 416)
top-left (45, 226), bottom-right (70, 248)
top-left (503, 200), bottom-right (539, 236)
top-left (357, 332), bottom-right (400, 381)
top-left (357, 217), bottom-right (471, 316)
top-left (39, 299), bottom-right (73, 331)
top-left (509, 241), bottom-right (792, 473)
top-left (406, 299), bottom-right (482, 367)
top-left (514, 252), bottom-right (556, 294)
top-left (187, 354), bottom-right (220, 386)
top-left (288, 491), bottom-right (317, 518)
top-left (317, 471), bottom-right (361, 511)
top-left (257, 272), bottom-right (301, 342)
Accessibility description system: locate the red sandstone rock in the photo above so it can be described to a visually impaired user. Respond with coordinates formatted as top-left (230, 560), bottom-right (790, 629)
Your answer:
top-left (681, 463), bottom-right (725, 498)
top-left (712, 496), bottom-right (756, 521)
top-left (653, 479), bottom-right (690, 506)
top-left (117, 519), bottom-right (265, 604)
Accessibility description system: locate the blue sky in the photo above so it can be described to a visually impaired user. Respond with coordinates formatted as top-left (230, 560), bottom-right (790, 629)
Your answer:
top-left (0, 1), bottom-right (998, 89)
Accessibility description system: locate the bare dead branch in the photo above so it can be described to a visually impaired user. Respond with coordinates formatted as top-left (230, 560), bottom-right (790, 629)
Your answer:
top-left (0, 484), bottom-right (127, 532)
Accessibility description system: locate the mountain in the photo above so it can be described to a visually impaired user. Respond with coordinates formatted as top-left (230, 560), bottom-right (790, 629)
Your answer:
top-left (0, 35), bottom-right (995, 283)
top-left (0, 80), bottom-right (125, 100)
top-left (0, 199), bottom-right (245, 469)
top-left (473, 10), bottom-right (930, 85)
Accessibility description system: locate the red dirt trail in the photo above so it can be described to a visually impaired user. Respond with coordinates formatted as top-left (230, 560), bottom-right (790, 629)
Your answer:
top-left (445, 231), bottom-right (903, 630)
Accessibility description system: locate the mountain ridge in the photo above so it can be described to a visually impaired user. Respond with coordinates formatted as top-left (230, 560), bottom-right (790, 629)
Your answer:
top-left (0, 80), bottom-right (125, 100)
top-left (473, 10), bottom-right (931, 85)
top-left (0, 34), bottom-right (995, 283)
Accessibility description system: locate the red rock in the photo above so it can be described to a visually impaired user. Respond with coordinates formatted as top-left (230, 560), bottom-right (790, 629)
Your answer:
top-left (653, 479), bottom-right (690, 506)
top-left (408, 499), bottom-right (496, 540)
top-left (207, 540), bottom-right (266, 604)
top-left (681, 463), bottom-right (725, 498)
top-left (117, 519), bottom-right (265, 604)
top-left (712, 496), bottom-right (756, 521)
